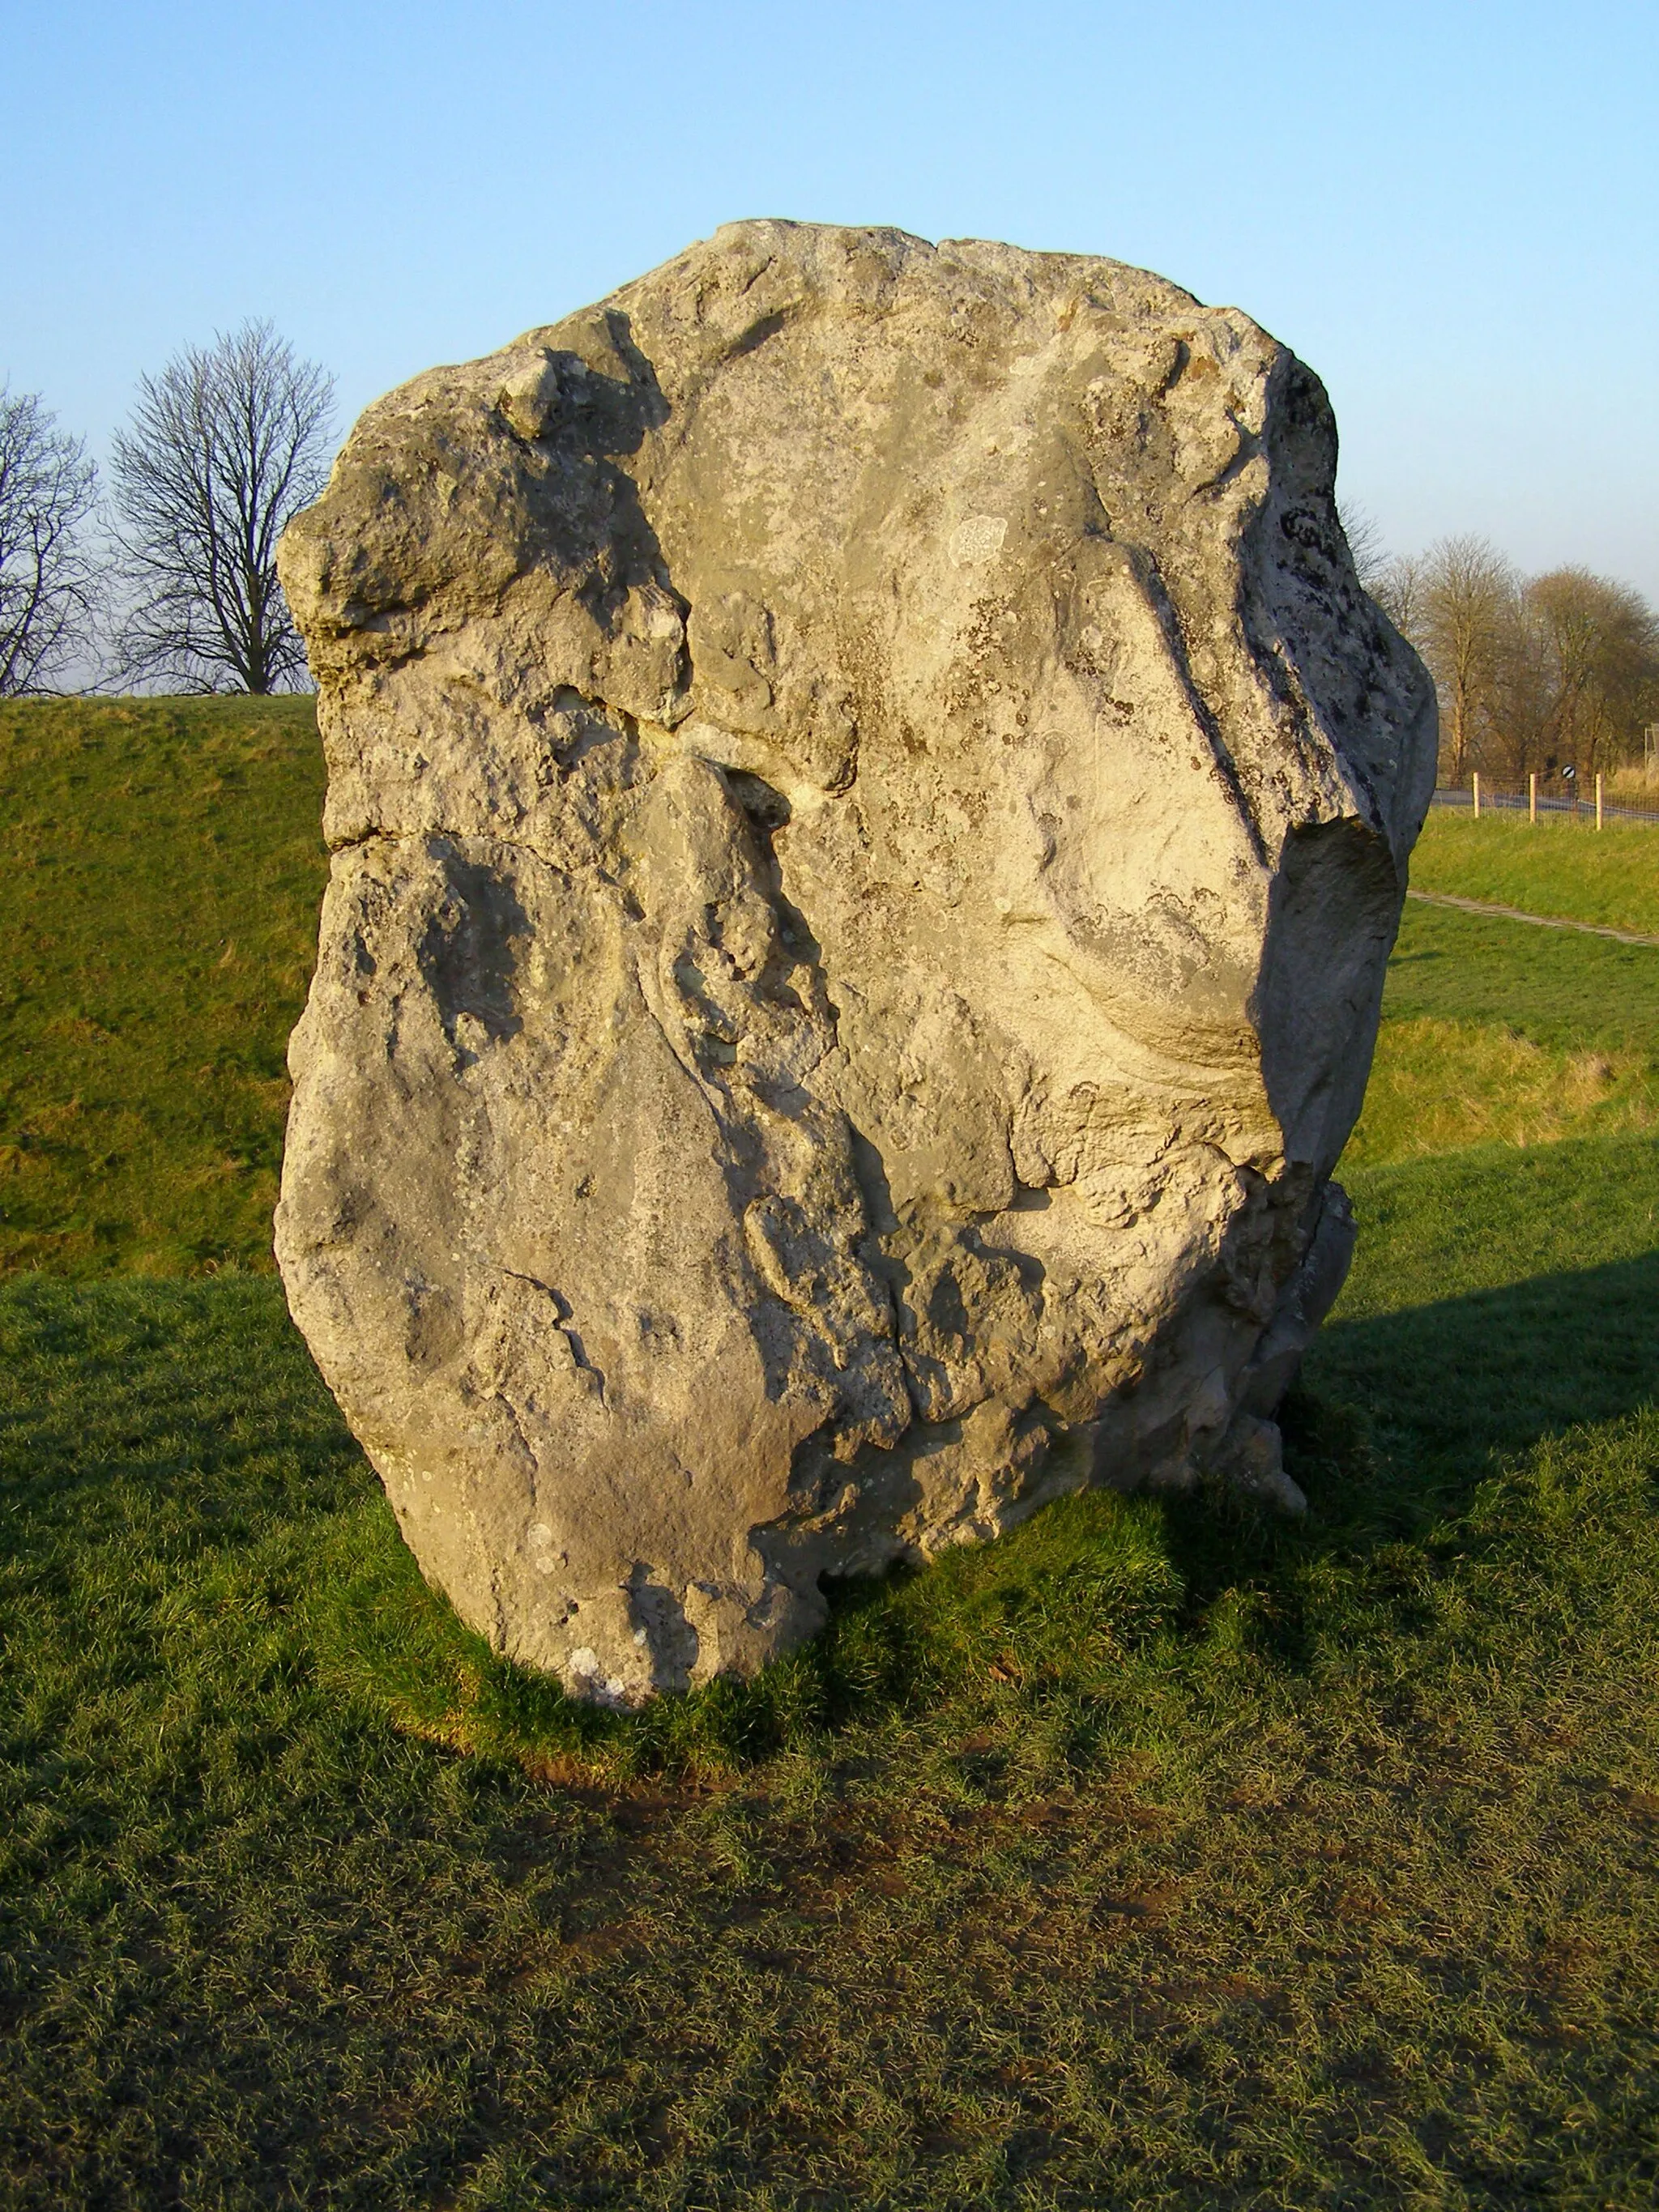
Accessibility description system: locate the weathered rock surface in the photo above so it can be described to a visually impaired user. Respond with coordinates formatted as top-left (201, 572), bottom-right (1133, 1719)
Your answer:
top-left (275, 221), bottom-right (1436, 1703)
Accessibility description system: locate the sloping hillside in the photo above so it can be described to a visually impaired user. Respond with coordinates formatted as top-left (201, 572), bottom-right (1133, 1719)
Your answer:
top-left (0, 697), bottom-right (326, 1274)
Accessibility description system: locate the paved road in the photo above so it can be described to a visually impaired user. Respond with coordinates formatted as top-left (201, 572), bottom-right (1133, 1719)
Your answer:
top-left (1431, 790), bottom-right (1659, 827)
top-left (1405, 886), bottom-right (1659, 949)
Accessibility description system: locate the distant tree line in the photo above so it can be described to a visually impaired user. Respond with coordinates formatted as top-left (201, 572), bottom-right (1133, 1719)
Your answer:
top-left (1346, 514), bottom-right (1659, 788)
top-left (0, 322), bottom-right (334, 698)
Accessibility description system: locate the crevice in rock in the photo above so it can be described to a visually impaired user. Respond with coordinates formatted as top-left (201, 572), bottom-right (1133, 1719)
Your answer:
top-left (1128, 543), bottom-right (1269, 868)
top-left (500, 1266), bottom-right (608, 1407)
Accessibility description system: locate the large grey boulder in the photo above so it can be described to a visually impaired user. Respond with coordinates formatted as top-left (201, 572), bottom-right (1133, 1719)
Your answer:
top-left (275, 222), bottom-right (1435, 1703)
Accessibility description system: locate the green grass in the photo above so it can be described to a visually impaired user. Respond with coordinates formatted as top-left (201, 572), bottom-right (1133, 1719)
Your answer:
top-left (0, 696), bottom-right (326, 1276)
top-left (6, 1272), bottom-right (1659, 2206)
top-left (4, 701), bottom-right (1659, 2207)
top-left (1345, 903), bottom-right (1659, 1167)
top-left (1412, 806), bottom-right (1659, 937)
top-left (1382, 899), bottom-right (1659, 1049)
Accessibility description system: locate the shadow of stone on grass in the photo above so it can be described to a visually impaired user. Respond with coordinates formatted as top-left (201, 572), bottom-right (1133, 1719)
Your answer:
top-left (1310, 1246), bottom-right (1659, 1476)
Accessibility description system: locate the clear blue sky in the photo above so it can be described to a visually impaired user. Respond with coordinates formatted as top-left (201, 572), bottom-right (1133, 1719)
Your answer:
top-left (6, 0), bottom-right (1656, 597)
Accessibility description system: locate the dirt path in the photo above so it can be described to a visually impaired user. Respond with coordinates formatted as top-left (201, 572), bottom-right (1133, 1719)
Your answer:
top-left (1406, 886), bottom-right (1659, 949)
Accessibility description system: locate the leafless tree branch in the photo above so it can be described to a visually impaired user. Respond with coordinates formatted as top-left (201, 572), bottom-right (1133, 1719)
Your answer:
top-left (109, 321), bottom-right (335, 693)
top-left (1337, 501), bottom-right (1388, 592)
top-left (0, 386), bottom-right (100, 694)
top-left (1383, 533), bottom-right (1659, 782)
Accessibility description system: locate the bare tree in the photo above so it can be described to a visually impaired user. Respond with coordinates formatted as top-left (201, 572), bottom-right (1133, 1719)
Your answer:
top-left (1365, 526), bottom-right (1659, 785)
top-left (1495, 597), bottom-right (1557, 787)
top-left (1337, 501), bottom-right (1388, 592)
top-left (1339, 505), bottom-right (1439, 656)
top-left (1417, 535), bottom-right (1519, 782)
top-left (1524, 567), bottom-right (1659, 777)
top-left (1370, 552), bottom-right (1427, 643)
top-left (0, 386), bottom-right (100, 694)
top-left (109, 321), bottom-right (335, 693)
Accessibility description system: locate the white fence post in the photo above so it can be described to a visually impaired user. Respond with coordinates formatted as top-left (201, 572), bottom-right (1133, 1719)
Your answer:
top-left (1473, 771), bottom-right (1481, 819)
top-left (1529, 771), bottom-right (1537, 823)
top-left (1597, 772), bottom-right (1604, 831)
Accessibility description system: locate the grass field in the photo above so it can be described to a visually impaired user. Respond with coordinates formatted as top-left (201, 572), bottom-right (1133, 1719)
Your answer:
top-left (3, 703), bottom-right (1659, 2209)
top-left (1411, 806), bottom-right (1659, 939)
top-left (0, 696), bottom-right (326, 1276)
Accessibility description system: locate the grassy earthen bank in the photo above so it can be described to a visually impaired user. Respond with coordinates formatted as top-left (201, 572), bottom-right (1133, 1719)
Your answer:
top-left (0, 695), bottom-right (325, 1276)
top-left (1411, 805), bottom-right (1659, 939)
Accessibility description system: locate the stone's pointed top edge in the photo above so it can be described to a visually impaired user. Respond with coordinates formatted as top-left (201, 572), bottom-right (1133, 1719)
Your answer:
top-left (626, 219), bottom-right (1222, 313)
top-left (694, 215), bottom-right (1192, 281)
top-left (936, 232), bottom-right (1188, 275)
top-left (346, 226), bottom-right (1275, 441)
top-left (704, 215), bottom-right (936, 252)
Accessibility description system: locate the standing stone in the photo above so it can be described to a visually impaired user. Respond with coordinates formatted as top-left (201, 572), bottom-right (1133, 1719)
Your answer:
top-left (275, 222), bottom-right (1435, 1703)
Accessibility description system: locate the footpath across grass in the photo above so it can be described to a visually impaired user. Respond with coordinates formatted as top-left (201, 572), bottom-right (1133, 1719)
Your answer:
top-left (1411, 805), bottom-right (1659, 938)
top-left (1344, 901), bottom-right (1659, 1167)
top-left (2, 703), bottom-right (1659, 2207)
